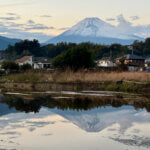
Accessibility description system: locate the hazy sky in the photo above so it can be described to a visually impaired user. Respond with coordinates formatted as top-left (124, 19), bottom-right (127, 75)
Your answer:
top-left (0, 0), bottom-right (150, 41)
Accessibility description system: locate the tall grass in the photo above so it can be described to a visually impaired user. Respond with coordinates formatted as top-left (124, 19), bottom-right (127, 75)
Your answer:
top-left (0, 72), bottom-right (47, 82)
top-left (50, 70), bottom-right (150, 83)
top-left (0, 70), bottom-right (150, 83)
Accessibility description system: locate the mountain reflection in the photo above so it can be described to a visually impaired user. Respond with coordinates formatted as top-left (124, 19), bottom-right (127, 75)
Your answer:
top-left (1, 94), bottom-right (150, 113)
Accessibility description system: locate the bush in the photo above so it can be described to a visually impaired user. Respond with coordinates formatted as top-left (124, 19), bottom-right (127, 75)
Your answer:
top-left (52, 46), bottom-right (95, 70)
top-left (20, 64), bottom-right (32, 72)
top-left (1, 61), bottom-right (19, 73)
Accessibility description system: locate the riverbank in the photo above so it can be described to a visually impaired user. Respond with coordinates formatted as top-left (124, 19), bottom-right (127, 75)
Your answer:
top-left (0, 71), bottom-right (150, 94)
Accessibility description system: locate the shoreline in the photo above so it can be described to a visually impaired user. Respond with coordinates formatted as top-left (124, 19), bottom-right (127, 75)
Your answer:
top-left (0, 80), bottom-right (150, 94)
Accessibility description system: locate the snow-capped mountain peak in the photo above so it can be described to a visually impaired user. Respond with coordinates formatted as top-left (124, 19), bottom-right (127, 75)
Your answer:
top-left (47, 17), bottom-right (145, 45)
top-left (63, 17), bottom-right (115, 37)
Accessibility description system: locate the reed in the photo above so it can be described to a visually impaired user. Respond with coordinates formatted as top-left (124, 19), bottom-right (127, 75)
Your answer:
top-left (50, 70), bottom-right (150, 83)
top-left (0, 70), bottom-right (150, 83)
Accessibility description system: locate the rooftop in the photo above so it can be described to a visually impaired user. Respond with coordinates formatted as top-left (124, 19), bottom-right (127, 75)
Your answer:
top-left (125, 54), bottom-right (145, 60)
top-left (34, 59), bottom-right (51, 64)
top-left (16, 56), bottom-right (32, 63)
top-left (117, 54), bottom-right (145, 60)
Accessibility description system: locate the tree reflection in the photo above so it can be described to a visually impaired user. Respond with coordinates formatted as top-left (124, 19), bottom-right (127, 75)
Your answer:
top-left (1, 95), bottom-right (150, 113)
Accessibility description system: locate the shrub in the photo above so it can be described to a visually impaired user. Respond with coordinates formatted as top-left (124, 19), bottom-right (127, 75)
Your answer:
top-left (20, 64), bottom-right (32, 72)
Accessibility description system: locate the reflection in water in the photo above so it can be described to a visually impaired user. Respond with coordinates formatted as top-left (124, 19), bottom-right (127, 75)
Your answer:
top-left (1, 94), bottom-right (150, 112)
top-left (0, 93), bottom-right (150, 150)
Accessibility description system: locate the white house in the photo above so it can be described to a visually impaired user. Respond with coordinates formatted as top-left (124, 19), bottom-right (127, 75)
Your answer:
top-left (33, 59), bottom-right (51, 69)
top-left (16, 56), bottom-right (33, 66)
top-left (97, 57), bottom-right (116, 68)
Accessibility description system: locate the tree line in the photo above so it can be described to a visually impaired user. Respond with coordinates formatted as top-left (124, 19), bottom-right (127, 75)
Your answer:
top-left (3, 38), bottom-right (150, 61)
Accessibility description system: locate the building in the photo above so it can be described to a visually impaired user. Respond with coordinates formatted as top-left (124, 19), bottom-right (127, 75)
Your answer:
top-left (33, 59), bottom-right (51, 69)
top-left (145, 57), bottom-right (150, 72)
top-left (16, 56), bottom-right (33, 66)
top-left (97, 57), bottom-right (116, 68)
top-left (116, 54), bottom-right (145, 71)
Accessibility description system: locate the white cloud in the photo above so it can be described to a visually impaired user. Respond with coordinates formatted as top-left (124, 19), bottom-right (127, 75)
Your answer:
top-left (130, 16), bottom-right (140, 21)
top-left (40, 15), bottom-right (52, 18)
top-left (117, 14), bottom-right (132, 27)
top-left (0, 21), bottom-right (54, 43)
top-left (106, 18), bottom-right (116, 21)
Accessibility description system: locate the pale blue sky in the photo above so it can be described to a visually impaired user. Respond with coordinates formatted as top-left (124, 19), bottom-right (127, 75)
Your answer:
top-left (0, 0), bottom-right (150, 40)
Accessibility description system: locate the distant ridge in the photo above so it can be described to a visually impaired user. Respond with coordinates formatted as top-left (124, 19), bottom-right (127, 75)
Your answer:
top-left (47, 35), bottom-right (136, 45)
top-left (0, 36), bottom-right (21, 50)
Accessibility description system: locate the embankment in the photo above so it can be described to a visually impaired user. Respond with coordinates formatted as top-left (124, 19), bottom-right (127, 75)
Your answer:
top-left (0, 81), bottom-right (150, 94)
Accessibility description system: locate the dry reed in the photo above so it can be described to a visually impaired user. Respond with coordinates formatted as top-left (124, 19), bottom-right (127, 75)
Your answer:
top-left (1, 70), bottom-right (150, 83)
top-left (49, 70), bottom-right (150, 83)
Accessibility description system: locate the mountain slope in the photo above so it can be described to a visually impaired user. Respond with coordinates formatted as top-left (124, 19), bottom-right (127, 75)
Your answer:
top-left (48, 35), bottom-right (135, 45)
top-left (47, 17), bottom-right (144, 45)
top-left (0, 36), bottom-right (21, 50)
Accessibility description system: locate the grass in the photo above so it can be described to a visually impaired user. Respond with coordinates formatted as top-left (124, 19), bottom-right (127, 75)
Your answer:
top-left (0, 72), bottom-right (47, 83)
top-left (50, 70), bottom-right (150, 83)
top-left (1, 70), bottom-right (150, 83)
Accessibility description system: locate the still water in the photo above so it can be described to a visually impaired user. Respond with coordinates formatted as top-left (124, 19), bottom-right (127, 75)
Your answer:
top-left (0, 91), bottom-right (150, 150)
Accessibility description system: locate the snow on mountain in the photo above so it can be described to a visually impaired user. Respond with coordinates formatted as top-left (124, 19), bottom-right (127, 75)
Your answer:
top-left (62, 17), bottom-right (136, 40)
top-left (47, 17), bottom-right (144, 45)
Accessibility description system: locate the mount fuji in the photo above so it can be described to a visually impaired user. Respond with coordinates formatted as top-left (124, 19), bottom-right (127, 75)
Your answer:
top-left (47, 17), bottom-right (144, 45)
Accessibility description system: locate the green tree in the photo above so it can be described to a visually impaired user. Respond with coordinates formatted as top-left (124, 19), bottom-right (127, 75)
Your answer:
top-left (1, 61), bottom-right (19, 73)
top-left (52, 46), bottom-right (95, 70)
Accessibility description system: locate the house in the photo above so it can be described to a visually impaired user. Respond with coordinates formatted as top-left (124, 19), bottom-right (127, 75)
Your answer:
top-left (33, 59), bottom-right (51, 69)
top-left (16, 56), bottom-right (33, 66)
top-left (116, 54), bottom-right (145, 71)
top-left (97, 57), bottom-right (116, 68)
top-left (145, 57), bottom-right (150, 72)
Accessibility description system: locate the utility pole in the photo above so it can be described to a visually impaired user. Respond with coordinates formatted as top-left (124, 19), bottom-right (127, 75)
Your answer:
top-left (110, 50), bottom-right (112, 59)
top-left (128, 46), bottom-right (134, 55)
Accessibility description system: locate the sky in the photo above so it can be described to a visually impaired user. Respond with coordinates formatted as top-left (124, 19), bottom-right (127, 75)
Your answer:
top-left (0, 0), bottom-right (150, 42)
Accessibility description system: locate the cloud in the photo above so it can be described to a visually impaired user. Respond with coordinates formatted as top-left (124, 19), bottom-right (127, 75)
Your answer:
top-left (0, 16), bottom-right (20, 21)
top-left (7, 13), bottom-right (17, 16)
top-left (25, 20), bottom-right (55, 31)
top-left (25, 26), bottom-right (55, 30)
top-left (106, 18), bottom-right (116, 21)
top-left (117, 14), bottom-right (132, 26)
top-left (25, 22), bottom-right (55, 31)
top-left (40, 15), bottom-right (52, 18)
top-left (0, 22), bottom-right (54, 43)
top-left (6, 22), bottom-right (24, 28)
top-left (114, 14), bottom-right (150, 39)
top-left (0, 14), bottom-right (55, 42)
top-left (59, 27), bottom-right (70, 31)
top-left (27, 20), bottom-right (35, 24)
top-left (0, 13), bottom-right (21, 21)
top-left (130, 16), bottom-right (140, 21)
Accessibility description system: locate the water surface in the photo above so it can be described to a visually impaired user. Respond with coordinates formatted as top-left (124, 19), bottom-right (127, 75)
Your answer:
top-left (0, 91), bottom-right (150, 150)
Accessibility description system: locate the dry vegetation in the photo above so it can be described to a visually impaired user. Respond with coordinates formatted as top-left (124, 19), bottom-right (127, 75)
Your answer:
top-left (50, 70), bottom-right (150, 83)
top-left (1, 70), bottom-right (150, 83)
